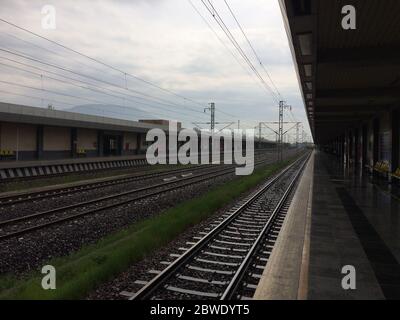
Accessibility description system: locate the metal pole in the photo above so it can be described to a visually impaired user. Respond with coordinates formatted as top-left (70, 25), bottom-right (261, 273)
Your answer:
top-left (16, 125), bottom-right (19, 161)
top-left (210, 102), bottom-right (215, 132)
top-left (278, 101), bottom-right (284, 161)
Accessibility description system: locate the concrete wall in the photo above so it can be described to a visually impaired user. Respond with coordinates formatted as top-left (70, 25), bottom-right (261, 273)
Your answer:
top-left (0, 122), bottom-right (37, 160)
top-left (379, 112), bottom-right (391, 163)
top-left (138, 133), bottom-right (148, 154)
top-left (398, 110), bottom-right (400, 168)
top-left (77, 128), bottom-right (97, 156)
top-left (366, 121), bottom-right (374, 167)
top-left (43, 126), bottom-right (71, 159)
top-left (123, 132), bottom-right (138, 155)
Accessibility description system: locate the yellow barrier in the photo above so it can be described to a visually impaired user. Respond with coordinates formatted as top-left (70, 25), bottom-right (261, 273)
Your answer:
top-left (374, 161), bottom-right (390, 173)
top-left (0, 150), bottom-right (15, 156)
top-left (392, 168), bottom-right (400, 179)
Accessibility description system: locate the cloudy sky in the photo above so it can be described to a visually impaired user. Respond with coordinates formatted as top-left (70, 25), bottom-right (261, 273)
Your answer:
top-left (0, 0), bottom-right (311, 141)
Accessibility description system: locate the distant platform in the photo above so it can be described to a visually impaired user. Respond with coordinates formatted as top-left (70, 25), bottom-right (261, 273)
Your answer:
top-left (0, 155), bottom-right (148, 181)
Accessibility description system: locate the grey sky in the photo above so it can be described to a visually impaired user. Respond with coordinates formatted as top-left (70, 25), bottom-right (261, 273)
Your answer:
top-left (0, 0), bottom-right (311, 140)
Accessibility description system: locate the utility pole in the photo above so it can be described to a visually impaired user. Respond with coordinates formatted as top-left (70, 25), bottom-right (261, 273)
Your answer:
top-left (204, 102), bottom-right (216, 132)
top-left (193, 103), bottom-right (234, 134)
top-left (278, 101), bottom-right (284, 161)
top-left (278, 101), bottom-right (292, 161)
top-left (296, 122), bottom-right (302, 148)
top-left (258, 122), bottom-right (262, 149)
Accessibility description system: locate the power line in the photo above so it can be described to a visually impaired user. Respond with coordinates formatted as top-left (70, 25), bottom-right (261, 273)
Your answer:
top-left (0, 45), bottom-right (208, 117)
top-left (186, 0), bottom-right (269, 100)
top-left (0, 47), bottom-right (223, 125)
top-left (0, 58), bottom-right (210, 120)
top-left (0, 30), bottom-right (110, 79)
top-left (0, 79), bottom-right (204, 123)
top-left (222, 0), bottom-right (282, 100)
top-left (200, 0), bottom-right (280, 104)
top-left (0, 88), bottom-right (76, 107)
top-left (187, 0), bottom-right (274, 122)
top-left (0, 18), bottom-right (207, 109)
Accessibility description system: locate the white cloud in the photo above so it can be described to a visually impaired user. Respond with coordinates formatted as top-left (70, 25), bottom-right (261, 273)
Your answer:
top-left (0, 0), bottom-right (311, 137)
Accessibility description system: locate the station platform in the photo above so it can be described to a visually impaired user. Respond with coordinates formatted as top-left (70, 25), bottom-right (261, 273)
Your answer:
top-left (0, 155), bottom-right (147, 181)
top-left (254, 150), bottom-right (400, 300)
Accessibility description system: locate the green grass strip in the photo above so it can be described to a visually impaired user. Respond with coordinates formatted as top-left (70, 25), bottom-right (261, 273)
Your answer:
top-left (0, 157), bottom-right (298, 300)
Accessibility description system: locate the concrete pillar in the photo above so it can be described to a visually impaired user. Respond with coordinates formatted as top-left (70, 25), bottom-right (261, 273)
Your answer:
top-left (71, 128), bottom-right (77, 158)
top-left (36, 125), bottom-right (44, 160)
top-left (348, 130), bottom-right (353, 164)
top-left (136, 134), bottom-right (141, 154)
top-left (117, 134), bottom-right (123, 156)
top-left (354, 128), bottom-right (359, 166)
top-left (362, 125), bottom-right (368, 168)
top-left (373, 118), bottom-right (380, 165)
top-left (97, 130), bottom-right (104, 157)
top-left (392, 109), bottom-right (399, 171)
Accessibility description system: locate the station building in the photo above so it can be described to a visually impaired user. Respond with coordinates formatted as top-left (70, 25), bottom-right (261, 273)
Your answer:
top-left (0, 101), bottom-right (170, 161)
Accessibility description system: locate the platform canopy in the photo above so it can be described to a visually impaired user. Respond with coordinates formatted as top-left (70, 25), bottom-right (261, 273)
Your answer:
top-left (279, 0), bottom-right (400, 144)
top-left (0, 102), bottom-right (169, 133)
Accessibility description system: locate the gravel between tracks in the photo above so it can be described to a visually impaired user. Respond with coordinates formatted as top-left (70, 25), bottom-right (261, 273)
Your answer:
top-left (0, 169), bottom-right (242, 276)
top-left (86, 171), bottom-right (278, 300)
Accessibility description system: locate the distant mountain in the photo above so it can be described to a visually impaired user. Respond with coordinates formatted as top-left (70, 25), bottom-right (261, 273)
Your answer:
top-left (66, 104), bottom-right (153, 121)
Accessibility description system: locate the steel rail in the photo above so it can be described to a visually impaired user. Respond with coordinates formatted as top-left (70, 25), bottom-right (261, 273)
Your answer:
top-left (0, 157), bottom-right (273, 241)
top-left (220, 152), bottom-right (309, 299)
top-left (130, 154), bottom-right (309, 300)
top-left (0, 151), bottom-right (276, 206)
top-left (0, 164), bottom-right (217, 206)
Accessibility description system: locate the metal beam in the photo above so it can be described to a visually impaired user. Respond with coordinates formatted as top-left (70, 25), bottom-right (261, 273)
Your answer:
top-left (317, 87), bottom-right (400, 99)
top-left (319, 47), bottom-right (400, 68)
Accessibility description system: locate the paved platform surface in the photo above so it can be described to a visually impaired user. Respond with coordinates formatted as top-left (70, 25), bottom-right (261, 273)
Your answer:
top-left (254, 151), bottom-right (314, 299)
top-left (255, 150), bottom-right (400, 300)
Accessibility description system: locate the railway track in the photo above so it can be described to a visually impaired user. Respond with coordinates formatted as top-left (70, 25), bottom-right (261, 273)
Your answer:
top-left (0, 152), bottom-right (278, 207)
top-left (0, 156), bottom-right (281, 241)
top-left (128, 153), bottom-right (310, 300)
top-left (0, 163), bottom-right (217, 207)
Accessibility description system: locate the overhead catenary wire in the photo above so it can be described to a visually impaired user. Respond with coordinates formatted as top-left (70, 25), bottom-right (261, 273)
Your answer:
top-left (198, 1), bottom-right (301, 127)
top-left (0, 14), bottom-right (295, 128)
top-left (0, 42), bottom-right (241, 125)
top-left (0, 32), bottom-right (239, 123)
top-left (0, 88), bottom-right (76, 107)
top-left (0, 59), bottom-right (210, 120)
top-left (0, 17), bottom-right (207, 109)
top-left (0, 88), bottom-right (157, 119)
top-left (0, 47), bottom-right (224, 125)
top-left (222, 0), bottom-right (282, 100)
top-left (200, 0), bottom-right (280, 104)
top-left (0, 79), bottom-right (202, 123)
top-left (0, 46), bottom-right (209, 117)
top-left (186, 0), bottom-right (270, 104)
